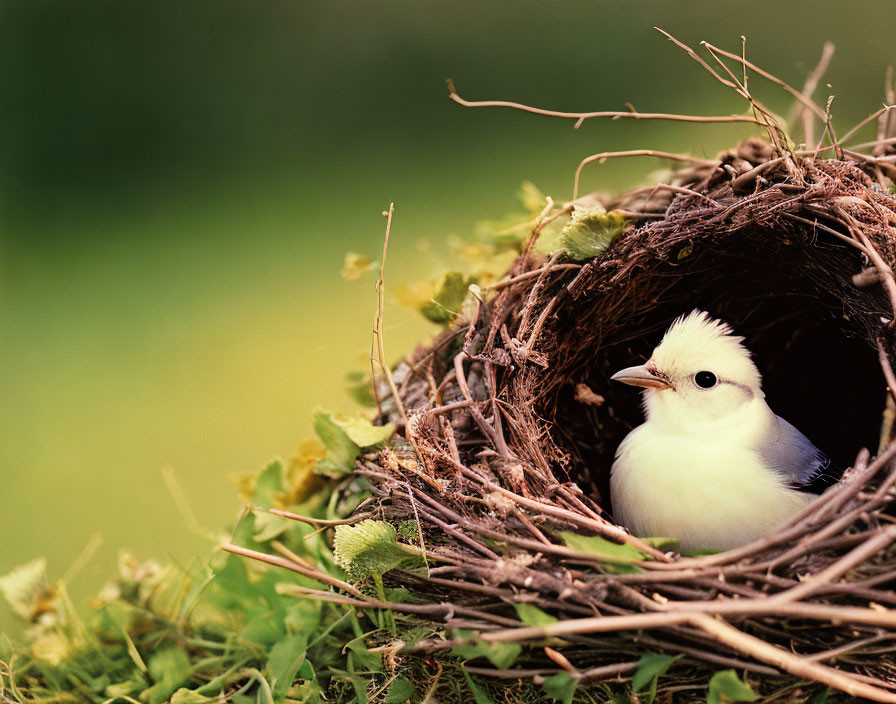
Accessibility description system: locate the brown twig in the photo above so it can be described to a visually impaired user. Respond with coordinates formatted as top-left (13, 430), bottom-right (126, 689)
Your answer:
top-left (446, 78), bottom-right (763, 129)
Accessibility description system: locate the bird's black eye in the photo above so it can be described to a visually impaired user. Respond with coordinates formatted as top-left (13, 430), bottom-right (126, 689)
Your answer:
top-left (694, 371), bottom-right (717, 389)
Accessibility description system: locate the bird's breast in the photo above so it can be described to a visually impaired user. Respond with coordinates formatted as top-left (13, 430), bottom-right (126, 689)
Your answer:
top-left (610, 425), bottom-right (811, 553)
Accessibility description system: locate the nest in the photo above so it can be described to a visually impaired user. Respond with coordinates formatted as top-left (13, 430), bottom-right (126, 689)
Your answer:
top-left (354, 113), bottom-right (896, 698)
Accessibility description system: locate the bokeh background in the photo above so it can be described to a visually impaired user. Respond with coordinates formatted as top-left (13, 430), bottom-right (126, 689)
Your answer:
top-left (2, 0), bottom-right (895, 635)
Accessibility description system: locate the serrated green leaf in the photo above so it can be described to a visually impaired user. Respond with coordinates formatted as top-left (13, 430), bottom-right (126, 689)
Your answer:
top-left (385, 676), bottom-right (415, 703)
top-left (559, 208), bottom-right (624, 260)
top-left (461, 667), bottom-right (496, 704)
top-left (513, 602), bottom-right (558, 627)
top-left (451, 630), bottom-right (522, 669)
top-left (560, 532), bottom-right (646, 567)
top-left (398, 520), bottom-right (420, 541)
top-left (707, 670), bottom-right (759, 704)
top-left (267, 632), bottom-right (308, 698)
top-left (420, 272), bottom-right (477, 324)
top-left (542, 672), bottom-right (577, 704)
top-left (333, 520), bottom-right (423, 581)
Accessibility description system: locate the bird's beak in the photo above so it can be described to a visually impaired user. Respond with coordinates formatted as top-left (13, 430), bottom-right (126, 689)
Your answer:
top-left (611, 363), bottom-right (672, 390)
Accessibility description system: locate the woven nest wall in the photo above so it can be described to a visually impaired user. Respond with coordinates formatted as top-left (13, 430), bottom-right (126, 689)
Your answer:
top-left (353, 131), bottom-right (896, 700)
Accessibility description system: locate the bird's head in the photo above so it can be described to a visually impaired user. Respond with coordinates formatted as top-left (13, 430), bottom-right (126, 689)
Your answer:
top-left (611, 310), bottom-right (763, 428)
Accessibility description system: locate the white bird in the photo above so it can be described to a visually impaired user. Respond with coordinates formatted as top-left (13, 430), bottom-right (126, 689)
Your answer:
top-left (609, 310), bottom-right (841, 553)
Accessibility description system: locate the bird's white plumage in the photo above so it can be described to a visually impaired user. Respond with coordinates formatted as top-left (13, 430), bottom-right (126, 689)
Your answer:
top-left (610, 310), bottom-right (818, 553)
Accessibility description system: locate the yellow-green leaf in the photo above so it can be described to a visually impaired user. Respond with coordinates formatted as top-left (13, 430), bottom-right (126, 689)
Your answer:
top-left (329, 414), bottom-right (395, 447)
top-left (542, 672), bottom-right (577, 704)
top-left (513, 602), bottom-right (558, 627)
top-left (341, 252), bottom-right (376, 280)
top-left (517, 181), bottom-right (546, 214)
top-left (420, 272), bottom-right (477, 324)
top-left (707, 670), bottom-right (759, 704)
top-left (0, 558), bottom-right (53, 621)
top-left (560, 532), bottom-right (646, 564)
top-left (333, 520), bottom-right (423, 581)
top-left (559, 207), bottom-right (625, 261)
top-left (451, 629), bottom-right (521, 669)
top-left (641, 536), bottom-right (680, 553)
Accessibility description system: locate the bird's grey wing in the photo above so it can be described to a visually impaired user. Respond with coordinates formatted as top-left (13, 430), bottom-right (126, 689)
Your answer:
top-left (758, 415), bottom-right (843, 494)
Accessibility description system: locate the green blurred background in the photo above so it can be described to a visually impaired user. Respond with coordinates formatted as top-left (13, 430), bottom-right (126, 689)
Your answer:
top-left (2, 0), bottom-right (895, 635)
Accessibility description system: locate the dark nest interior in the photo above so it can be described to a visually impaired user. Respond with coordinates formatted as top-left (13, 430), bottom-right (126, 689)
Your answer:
top-left (244, 44), bottom-right (896, 702)
top-left (549, 141), bottom-right (893, 507)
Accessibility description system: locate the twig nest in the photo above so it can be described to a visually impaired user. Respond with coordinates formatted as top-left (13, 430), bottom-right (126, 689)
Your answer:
top-left (360, 137), bottom-right (896, 698)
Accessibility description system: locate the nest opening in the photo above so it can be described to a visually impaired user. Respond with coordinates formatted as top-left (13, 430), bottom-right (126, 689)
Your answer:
top-left (546, 222), bottom-right (888, 510)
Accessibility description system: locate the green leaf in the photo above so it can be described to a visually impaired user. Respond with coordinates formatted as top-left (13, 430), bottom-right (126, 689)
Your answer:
top-left (333, 520), bottom-right (423, 581)
top-left (345, 634), bottom-right (382, 672)
top-left (461, 667), bottom-right (496, 704)
top-left (517, 181), bottom-right (546, 214)
top-left (284, 598), bottom-right (321, 634)
top-left (106, 680), bottom-right (144, 699)
top-left (142, 648), bottom-right (191, 704)
top-left (686, 548), bottom-right (722, 557)
top-left (346, 371), bottom-right (377, 407)
top-left (267, 632), bottom-right (308, 698)
top-left (313, 411), bottom-right (361, 474)
top-left (252, 512), bottom-right (291, 543)
top-left (559, 206), bottom-right (625, 260)
top-left (399, 625), bottom-right (431, 647)
top-left (420, 272), bottom-right (477, 324)
top-left (451, 630), bottom-right (522, 669)
top-left (632, 652), bottom-right (680, 704)
top-left (253, 460), bottom-right (284, 508)
top-left (313, 411), bottom-right (394, 475)
top-left (541, 672), bottom-right (577, 704)
top-left (560, 532), bottom-right (646, 565)
top-left (513, 602), bottom-right (558, 627)
top-left (385, 676), bottom-right (415, 703)
top-left (329, 414), bottom-right (395, 447)
top-left (707, 670), bottom-right (759, 704)
top-left (641, 537), bottom-right (680, 553)
top-left (810, 688), bottom-right (832, 704)
top-left (171, 689), bottom-right (213, 704)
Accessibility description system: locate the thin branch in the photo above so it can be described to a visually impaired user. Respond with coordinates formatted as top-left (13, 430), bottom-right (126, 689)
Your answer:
top-left (574, 150), bottom-right (717, 199)
top-left (373, 203), bottom-right (408, 421)
top-left (701, 41), bottom-right (827, 121)
top-left (691, 614), bottom-right (896, 703)
top-left (446, 78), bottom-right (763, 129)
top-left (790, 42), bottom-right (836, 147)
top-left (267, 508), bottom-right (372, 526)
